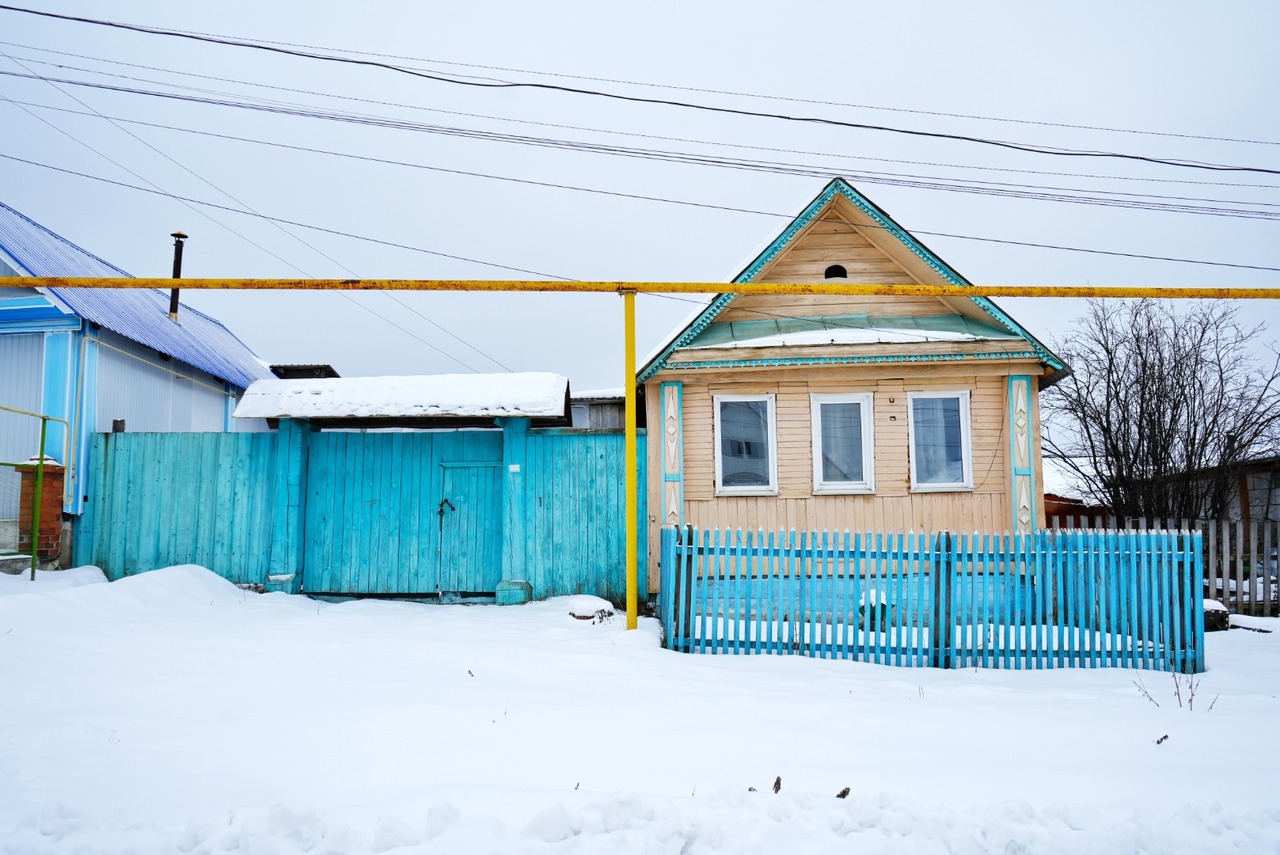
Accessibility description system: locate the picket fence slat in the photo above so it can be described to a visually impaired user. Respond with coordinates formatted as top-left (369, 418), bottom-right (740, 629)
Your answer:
top-left (658, 526), bottom-right (1204, 674)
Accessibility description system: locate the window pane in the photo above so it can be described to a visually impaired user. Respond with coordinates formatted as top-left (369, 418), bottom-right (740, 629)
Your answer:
top-left (912, 397), bottom-right (963, 483)
top-left (820, 402), bottom-right (864, 482)
top-left (719, 399), bottom-right (770, 487)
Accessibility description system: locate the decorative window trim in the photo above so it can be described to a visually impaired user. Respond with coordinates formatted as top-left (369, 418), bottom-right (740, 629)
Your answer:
top-left (713, 393), bottom-right (778, 496)
top-left (907, 390), bottom-right (973, 492)
top-left (810, 392), bottom-right (875, 495)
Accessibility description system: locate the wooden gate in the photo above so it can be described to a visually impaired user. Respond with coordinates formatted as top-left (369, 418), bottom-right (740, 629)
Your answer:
top-left (302, 431), bottom-right (503, 595)
top-left (437, 462), bottom-right (503, 592)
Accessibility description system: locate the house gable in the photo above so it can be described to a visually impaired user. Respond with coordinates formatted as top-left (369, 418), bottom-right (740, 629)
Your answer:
top-left (638, 178), bottom-right (1065, 381)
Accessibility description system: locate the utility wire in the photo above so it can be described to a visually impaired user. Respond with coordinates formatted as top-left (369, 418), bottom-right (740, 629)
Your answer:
top-left (7, 42), bottom-right (1277, 191)
top-left (17, 100), bottom-right (1271, 213)
top-left (0, 50), bottom-right (321, 276)
top-left (0, 54), bottom-right (510, 373)
top-left (3, 4), bottom-right (1278, 177)
top-left (2, 75), bottom-right (1276, 222)
top-left (185, 32), bottom-right (1276, 148)
top-left (0, 151), bottom-right (574, 279)
top-left (4, 151), bottom-right (1277, 274)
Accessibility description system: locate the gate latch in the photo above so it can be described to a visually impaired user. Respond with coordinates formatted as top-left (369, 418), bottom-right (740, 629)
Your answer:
top-left (438, 498), bottom-right (455, 518)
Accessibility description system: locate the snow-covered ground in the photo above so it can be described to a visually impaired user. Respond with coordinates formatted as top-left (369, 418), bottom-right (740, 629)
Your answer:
top-left (1, 565), bottom-right (1277, 854)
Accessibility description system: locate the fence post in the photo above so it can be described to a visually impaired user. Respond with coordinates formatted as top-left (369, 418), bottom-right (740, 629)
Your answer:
top-left (931, 531), bottom-right (953, 668)
top-left (659, 526), bottom-right (676, 649)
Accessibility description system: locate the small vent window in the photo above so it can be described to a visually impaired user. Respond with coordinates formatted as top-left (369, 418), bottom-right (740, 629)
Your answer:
top-left (824, 264), bottom-right (848, 279)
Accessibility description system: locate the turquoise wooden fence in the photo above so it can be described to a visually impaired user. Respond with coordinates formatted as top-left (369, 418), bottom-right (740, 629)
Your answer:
top-left (76, 431), bottom-right (278, 586)
top-left (75, 427), bottom-right (646, 602)
top-left (658, 527), bottom-right (1204, 673)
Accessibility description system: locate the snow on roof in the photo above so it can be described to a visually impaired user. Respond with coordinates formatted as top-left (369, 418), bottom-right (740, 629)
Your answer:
top-left (233, 372), bottom-right (570, 420)
top-left (684, 326), bottom-right (987, 350)
top-left (571, 387), bottom-right (625, 401)
top-left (0, 201), bottom-right (273, 389)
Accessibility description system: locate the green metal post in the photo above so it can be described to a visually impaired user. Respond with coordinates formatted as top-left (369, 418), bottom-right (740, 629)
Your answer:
top-left (30, 416), bottom-right (48, 581)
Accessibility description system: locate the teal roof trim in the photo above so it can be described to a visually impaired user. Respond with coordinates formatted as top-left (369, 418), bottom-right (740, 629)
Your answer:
top-left (637, 178), bottom-right (1066, 382)
top-left (665, 350), bottom-right (1048, 372)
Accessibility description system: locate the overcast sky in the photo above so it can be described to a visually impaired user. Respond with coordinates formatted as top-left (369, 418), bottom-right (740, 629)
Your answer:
top-left (2, 1), bottom-right (1277, 390)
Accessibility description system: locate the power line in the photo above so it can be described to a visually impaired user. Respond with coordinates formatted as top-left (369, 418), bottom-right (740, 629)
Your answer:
top-left (3, 75), bottom-right (1277, 222)
top-left (0, 50), bottom-right (321, 277)
top-left (332, 291), bottom-right (484, 372)
top-left (0, 151), bottom-right (574, 279)
top-left (0, 84), bottom-right (309, 275)
top-left (0, 55), bottom-right (513, 373)
top-left (173, 31), bottom-right (1278, 148)
top-left (4, 150), bottom-right (1278, 274)
top-left (7, 40), bottom-right (1278, 192)
top-left (3, 4), bottom-right (1279, 177)
top-left (374, 291), bottom-right (513, 371)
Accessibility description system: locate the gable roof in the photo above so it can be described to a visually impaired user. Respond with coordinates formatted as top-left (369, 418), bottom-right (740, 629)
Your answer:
top-left (0, 201), bottom-right (273, 389)
top-left (639, 178), bottom-right (1067, 382)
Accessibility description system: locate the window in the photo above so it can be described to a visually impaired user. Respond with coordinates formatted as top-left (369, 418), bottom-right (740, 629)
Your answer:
top-left (714, 394), bottom-right (777, 494)
top-left (907, 391), bottom-right (972, 490)
top-left (811, 393), bottom-right (875, 493)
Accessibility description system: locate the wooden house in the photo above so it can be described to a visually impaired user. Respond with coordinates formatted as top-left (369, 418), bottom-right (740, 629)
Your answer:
top-left (640, 179), bottom-right (1067, 589)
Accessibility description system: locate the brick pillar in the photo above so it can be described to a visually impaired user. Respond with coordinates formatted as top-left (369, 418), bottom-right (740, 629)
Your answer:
top-left (17, 459), bottom-right (65, 560)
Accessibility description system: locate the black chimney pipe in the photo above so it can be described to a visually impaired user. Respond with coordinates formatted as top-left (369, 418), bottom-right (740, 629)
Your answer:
top-left (168, 231), bottom-right (187, 322)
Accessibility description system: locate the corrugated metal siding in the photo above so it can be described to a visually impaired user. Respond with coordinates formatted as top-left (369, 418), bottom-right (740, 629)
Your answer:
top-left (75, 431), bottom-right (278, 583)
top-left (0, 202), bottom-right (130, 279)
top-left (0, 333), bottom-right (44, 520)
top-left (52, 288), bottom-right (273, 389)
top-left (94, 330), bottom-right (230, 432)
top-left (0, 201), bottom-right (270, 388)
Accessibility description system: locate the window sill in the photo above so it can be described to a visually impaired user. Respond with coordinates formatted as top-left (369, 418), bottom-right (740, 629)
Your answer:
top-left (813, 485), bottom-right (875, 496)
top-left (715, 486), bottom-right (779, 497)
top-left (910, 483), bottom-right (974, 493)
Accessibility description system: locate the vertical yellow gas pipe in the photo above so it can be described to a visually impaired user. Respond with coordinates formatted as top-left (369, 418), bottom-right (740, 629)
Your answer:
top-left (623, 290), bottom-right (638, 629)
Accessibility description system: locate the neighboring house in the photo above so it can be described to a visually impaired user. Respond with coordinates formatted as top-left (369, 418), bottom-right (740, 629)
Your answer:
top-left (639, 178), bottom-right (1067, 588)
top-left (569, 388), bottom-right (631, 430)
top-left (0, 201), bottom-right (274, 524)
top-left (1225, 454), bottom-right (1280, 524)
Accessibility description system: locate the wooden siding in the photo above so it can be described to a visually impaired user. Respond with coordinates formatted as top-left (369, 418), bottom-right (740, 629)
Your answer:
top-left (524, 431), bottom-right (648, 604)
top-left (75, 431), bottom-right (278, 585)
top-left (680, 369), bottom-right (1011, 501)
top-left (76, 428), bottom-right (646, 602)
top-left (748, 214), bottom-right (918, 286)
top-left (302, 431), bottom-right (504, 595)
top-left (717, 293), bottom-right (947, 325)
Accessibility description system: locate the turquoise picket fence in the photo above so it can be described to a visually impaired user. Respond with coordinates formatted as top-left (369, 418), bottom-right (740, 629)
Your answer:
top-left (658, 527), bottom-right (1204, 673)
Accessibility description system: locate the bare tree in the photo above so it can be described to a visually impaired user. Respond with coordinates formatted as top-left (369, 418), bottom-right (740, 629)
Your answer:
top-left (1043, 300), bottom-right (1280, 520)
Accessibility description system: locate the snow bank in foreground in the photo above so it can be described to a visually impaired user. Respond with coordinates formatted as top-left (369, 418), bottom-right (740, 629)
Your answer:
top-left (1, 565), bottom-right (1277, 853)
top-left (0, 565), bottom-right (106, 596)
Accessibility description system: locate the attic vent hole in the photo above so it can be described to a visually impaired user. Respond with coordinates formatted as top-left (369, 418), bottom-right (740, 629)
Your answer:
top-left (824, 264), bottom-right (848, 279)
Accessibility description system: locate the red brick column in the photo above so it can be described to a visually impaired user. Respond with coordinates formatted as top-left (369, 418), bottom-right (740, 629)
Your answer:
top-left (17, 460), bottom-right (65, 560)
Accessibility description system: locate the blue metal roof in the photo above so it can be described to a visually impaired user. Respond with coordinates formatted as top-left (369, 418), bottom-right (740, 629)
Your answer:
top-left (0, 201), bottom-right (272, 389)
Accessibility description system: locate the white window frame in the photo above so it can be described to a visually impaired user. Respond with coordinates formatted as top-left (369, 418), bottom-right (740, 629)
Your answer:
top-left (907, 390), bottom-right (973, 492)
top-left (713, 393), bottom-right (778, 496)
top-left (810, 392), bottom-right (875, 494)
